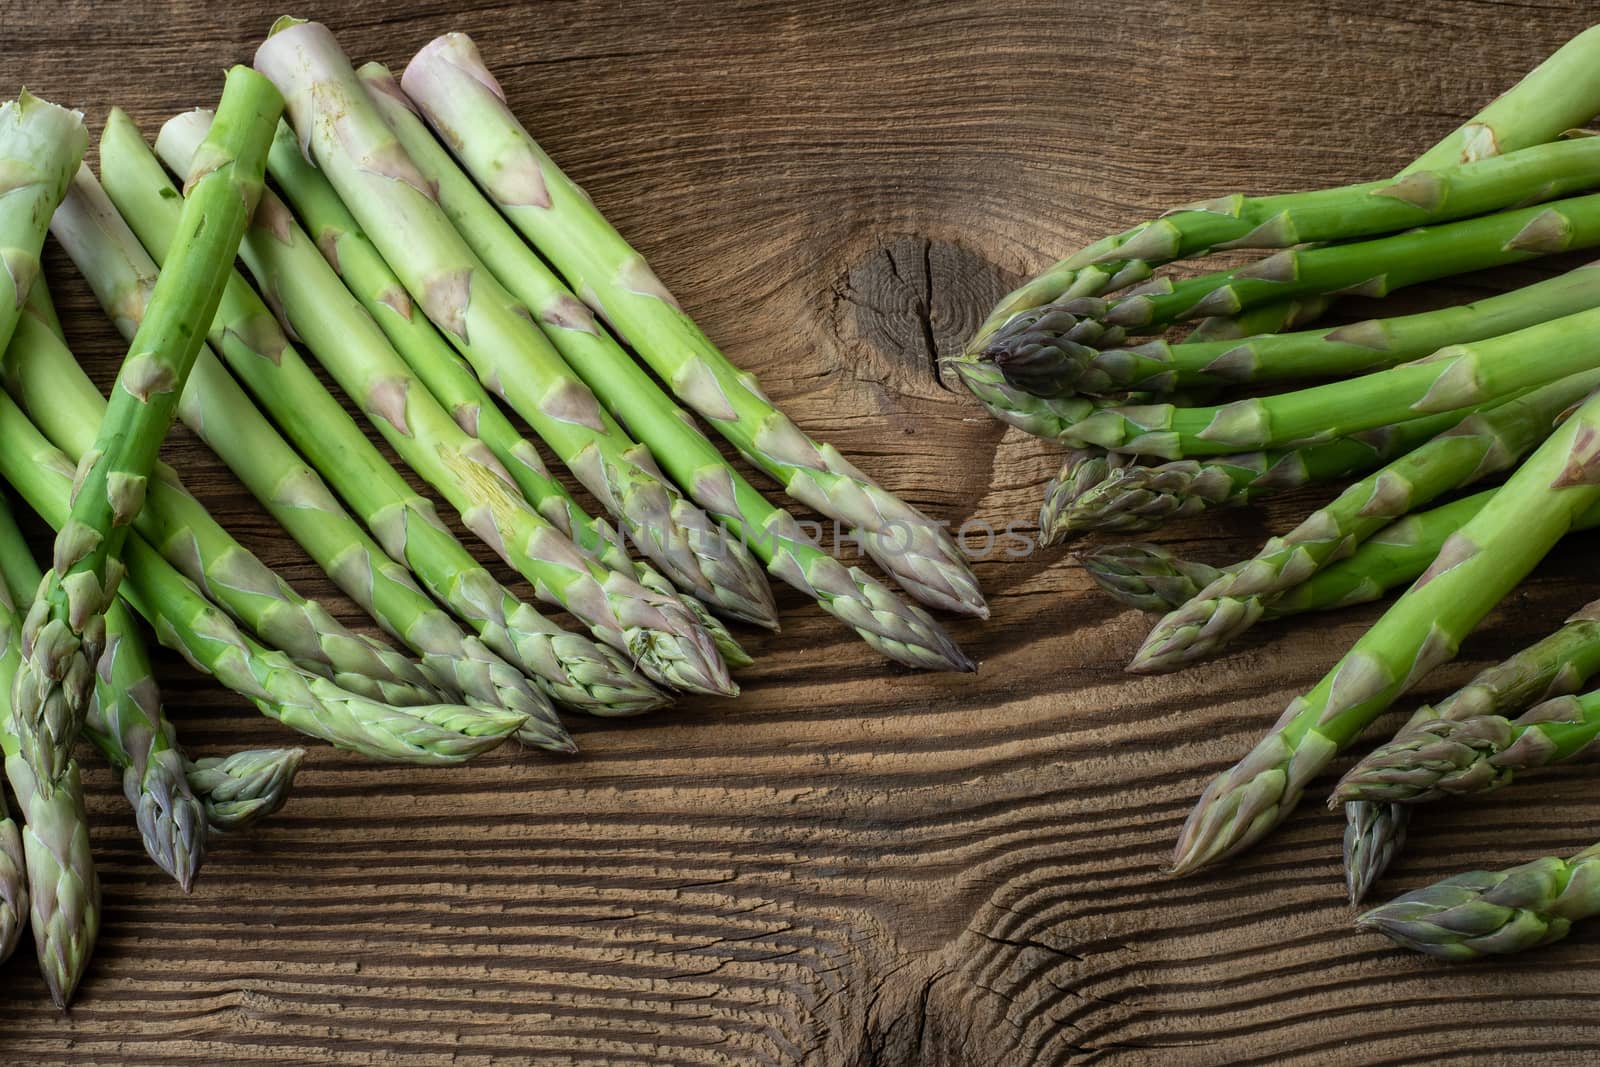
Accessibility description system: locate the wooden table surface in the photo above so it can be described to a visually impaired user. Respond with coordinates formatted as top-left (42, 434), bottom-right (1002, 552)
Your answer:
top-left (6, 1), bottom-right (1600, 1063)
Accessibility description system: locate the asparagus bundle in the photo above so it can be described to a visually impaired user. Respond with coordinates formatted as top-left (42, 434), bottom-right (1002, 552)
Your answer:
top-left (1340, 604), bottom-right (1600, 901)
top-left (1359, 842), bottom-right (1600, 960)
top-left (0, 387), bottom-right (529, 765)
top-left (962, 25), bottom-right (1600, 365)
top-left (0, 493), bottom-right (100, 1007)
top-left (1170, 378), bottom-right (1600, 875)
top-left (11, 68), bottom-right (283, 790)
top-left (77, 120), bottom-right (668, 715)
top-left (395, 33), bottom-right (986, 621)
top-left (257, 24), bottom-right (781, 642)
top-left (980, 143), bottom-right (1600, 399)
top-left (153, 117), bottom-right (754, 699)
top-left (1132, 372), bottom-right (1599, 672)
top-left (253, 118), bottom-right (748, 671)
top-left (353, 64), bottom-right (972, 673)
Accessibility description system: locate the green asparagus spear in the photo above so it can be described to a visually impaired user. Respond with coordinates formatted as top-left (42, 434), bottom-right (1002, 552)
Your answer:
top-left (181, 747), bottom-right (304, 833)
top-left (156, 117), bottom-right (745, 702)
top-left (1171, 379), bottom-right (1600, 875)
top-left (1078, 543), bottom-right (1231, 614)
top-left (1344, 600), bottom-right (1600, 902)
top-left (0, 391), bottom-right (528, 765)
top-left (353, 66), bottom-right (972, 672)
top-left (1069, 261), bottom-right (1600, 396)
top-left (396, 35), bottom-right (984, 619)
top-left (961, 24), bottom-right (1600, 362)
top-left (1359, 842), bottom-right (1600, 960)
top-left (258, 25), bottom-right (779, 638)
top-left (0, 93), bottom-right (86, 360)
top-left (0, 492), bottom-right (99, 1007)
top-left (1132, 373), bottom-right (1599, 672)
top-left (11, 68), bottom-right (283, 792)
top-left (90, 113), bottom-right (677, 711)
top-left (250, 116), bottom-right (751, 670)
top-left (1335, 688), bottom-right (1600, 803)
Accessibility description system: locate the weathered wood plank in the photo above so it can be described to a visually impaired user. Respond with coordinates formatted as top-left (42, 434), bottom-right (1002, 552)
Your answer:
top-left (4, 1), bottom-right (1600, 1063)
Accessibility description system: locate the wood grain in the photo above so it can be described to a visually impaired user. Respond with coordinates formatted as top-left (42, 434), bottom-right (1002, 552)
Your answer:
top-left (5, 0), bottom-right (1600, 1063)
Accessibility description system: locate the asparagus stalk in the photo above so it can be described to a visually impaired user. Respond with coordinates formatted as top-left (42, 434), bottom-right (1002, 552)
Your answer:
top-left (0, 390), bottom-right (528, 765)
top-left (0, 467), bottom-right (206, 889)
top-left (258, 26), bottom-right (780, 638)
top-left (11, 68), bottom-right (283, 791)
top-left (182, 748), bottom-right (305, 832)
top-left (1132, 372), bottom-right (1599, 672)
top-left (0, 93), bottom-right (87, 360)
top-left (88, 115), bottom-right (671, 713)
top-left (961, 24), bottom-right (1600, 361)
top-left (255, 117), bottom-right (749, 671)
top-left (1171, 380), bottom-right (1600, 875)
top-left (1078, 543), bottom-right (1231, 614)
top-left (0, 493), bottom-right (99, 1007)
top-left (1335, 688), bottom-right (1600, 803)
top-left (1344, 600), bottom-right (1600, 902)
top-left (1063, 261), bottom-right (1600, 396)
top-left (1040, 408), bottom-right (1473, 542)
top-left (396, 36), bottom-right (984, 620)
top-left (11, 275), bottom-right (442, 710)
top-left (155, 118), bottom-right (747, 704)
top-left (354, 66), bottom-right (972, 672)
top-left (1359, 841), bottom-right (1600, 960)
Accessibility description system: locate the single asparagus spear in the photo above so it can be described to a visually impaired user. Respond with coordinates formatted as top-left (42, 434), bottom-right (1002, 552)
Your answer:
top-left (1345, 600), bottom-right (1600, 902)
top-left (1065, 261), bottom-right (1600, 396)
top-left (156, 118), bottom-right (745, 702)
top-left (254, 117), bottom-right (750, 671)
top-left (1133, 372), bottom-right (1599, 672)
top-left (183, 748), bottom-right (305, 833)
top-left (1171, 381), bottom-right (1600, 875)
top-left (0, 474), bottom-right (205, 889)
top-left (259, 25), bottom-right (779, 637)
top-left (961, 24), bottom-right (1600, 358)
top-left (1041, 408), bottom-right (1473, 542)
top-left (0, 93), bottom-right (86, 360)
top-left (1335, 688), bottom-right (1600, 803)
top-left (396, 36), bottom-right (984, 620)
top-left (0, 390), bottom-right (528, 765)
top-left (1358, 842), bottom-right (1600, 960)
top-left (89, 114), bottom-right (672, 713)
top-left (353, 68), bottom-right (972, 672)
top-left (10, 272), bottom-right (443, 710)
top-left (0, 492), bottom-right (99, 1007)
top-left (11, 68), bottom-right (283, 791)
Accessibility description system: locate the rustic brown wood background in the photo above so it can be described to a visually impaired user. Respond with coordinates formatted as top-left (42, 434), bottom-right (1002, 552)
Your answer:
top-left (5, 0), bottom-right (1600, 1062)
